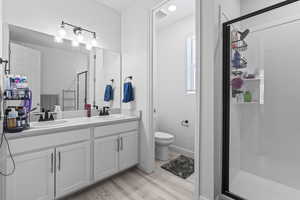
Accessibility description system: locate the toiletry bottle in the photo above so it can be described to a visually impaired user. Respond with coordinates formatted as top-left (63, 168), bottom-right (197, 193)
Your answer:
top-left (16, 117), bottom-right (21, 127)
top-left (15, 75), bottom-right (21, 89)
top-left (10, 76), bottom-right (16, 89)
top-left (54, 105), bottom-right (62, 119)
top-left (244, 91), bottom-right (252, 102)
top-left (7, 108), bottom-right (17, 129)
top-left (85, 104), bottom-right (91, 117)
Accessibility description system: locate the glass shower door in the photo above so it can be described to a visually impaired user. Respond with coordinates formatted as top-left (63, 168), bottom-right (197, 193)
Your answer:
top-left (222, 1), bottom-right (300, 200)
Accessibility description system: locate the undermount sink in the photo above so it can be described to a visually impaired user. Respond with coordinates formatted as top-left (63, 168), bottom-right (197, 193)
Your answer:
top-left (31, 120), bottom-right (68, 128)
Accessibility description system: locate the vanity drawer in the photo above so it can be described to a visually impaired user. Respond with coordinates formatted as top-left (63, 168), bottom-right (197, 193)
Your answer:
top-left (94, 121), bottom-right (139, 138)
top-left (9, 129), bottom-right (90, 155)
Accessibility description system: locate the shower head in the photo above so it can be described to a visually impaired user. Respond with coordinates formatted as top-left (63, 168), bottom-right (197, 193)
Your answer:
top-left (239, 29), bottom-right (250, 40)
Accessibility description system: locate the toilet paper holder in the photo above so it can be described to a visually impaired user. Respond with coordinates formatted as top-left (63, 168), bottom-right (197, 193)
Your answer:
top-left (181, 120), bottom-right (189, 127)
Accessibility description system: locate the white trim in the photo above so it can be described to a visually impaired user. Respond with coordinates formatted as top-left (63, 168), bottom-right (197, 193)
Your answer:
top-left (149, 1), bottom-right (200, 200)
top-left (169, 145), bottom-right (194, 158)
top-left (194, 0), bottom-right (201, 199)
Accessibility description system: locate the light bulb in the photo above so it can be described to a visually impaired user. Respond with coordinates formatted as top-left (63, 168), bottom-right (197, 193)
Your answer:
top-left (72, 39), bottom-right (79, 47)
top-left (168, 5), bottom-right (177, 12)
top-left (54, 36), bottom-right (63, 43)
top-left (86, 43), bottom-right (92, 51)
top-left (58, 25), bottom-right (66, 38)
top-left (91, 38), bottom-right (98, 47)
top-left (77, 32), bottom-right (84, 43)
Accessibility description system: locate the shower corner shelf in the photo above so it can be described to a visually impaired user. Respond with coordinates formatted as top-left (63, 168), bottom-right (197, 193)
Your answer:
top-left (242, 77), bottom-right (263, 81)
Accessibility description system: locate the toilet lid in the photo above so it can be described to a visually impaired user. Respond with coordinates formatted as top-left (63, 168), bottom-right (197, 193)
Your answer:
top-left (155, 132), bottom-right (174, 140)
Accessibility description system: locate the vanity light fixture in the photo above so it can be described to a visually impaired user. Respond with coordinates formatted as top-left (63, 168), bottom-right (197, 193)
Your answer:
top-left (73, 27), bottom-right (84, 43)
top-left (86, 43), bottom-right (92, 51)
top-left (54, 36), bottom-right (63, 43)
top-left (91, 32), bottom-right (98, 47)
top-left (58, 23), bottom-right (67, 38)
top-left (55, 21), bottom-right (98, 50)
top-left (72, 39), bottom-right (80, 47)
top-left (168, 5), bottom-right (177, 12)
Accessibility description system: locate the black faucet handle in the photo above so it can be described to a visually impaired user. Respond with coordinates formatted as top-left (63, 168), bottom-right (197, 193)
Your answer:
top-left (39, 115), bottom-right (44, 122)
top-left (103, 106), bottom-right (110, 115)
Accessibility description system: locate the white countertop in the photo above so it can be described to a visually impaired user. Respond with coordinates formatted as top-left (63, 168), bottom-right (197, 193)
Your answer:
top-left (6, 114), bottom-right (139, 140)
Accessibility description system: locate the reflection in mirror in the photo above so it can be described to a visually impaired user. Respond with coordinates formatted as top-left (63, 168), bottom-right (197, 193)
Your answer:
top-left (8, 25), bottom-right (121, 114)
top-left (93, 49), bottom-right (121, 110)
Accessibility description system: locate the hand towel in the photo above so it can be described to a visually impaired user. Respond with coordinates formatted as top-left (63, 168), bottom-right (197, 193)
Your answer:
top-left (123, 82), bottom-right (134, 103)
top-left (104, 85), bottom-right (114, 102)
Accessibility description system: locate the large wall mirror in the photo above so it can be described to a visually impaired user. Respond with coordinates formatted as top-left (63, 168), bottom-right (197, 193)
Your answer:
top-left (7, 24), bottom-right (122, 112)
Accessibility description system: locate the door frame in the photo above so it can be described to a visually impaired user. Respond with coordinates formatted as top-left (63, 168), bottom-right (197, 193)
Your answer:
top-left (148, 0), bottom-right (201, 199)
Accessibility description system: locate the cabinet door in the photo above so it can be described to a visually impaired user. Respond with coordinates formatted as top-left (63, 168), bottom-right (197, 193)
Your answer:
top-left (6, 149), bottom-right (55, 200)
top-left (94, 135), bottom-right (119, 181)
top-left (55, 141), bottom-right (90, 198)
top-left (119, 131), bottom-right (138, 171)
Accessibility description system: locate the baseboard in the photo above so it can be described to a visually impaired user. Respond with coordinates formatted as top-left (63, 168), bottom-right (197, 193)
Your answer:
top-left (169, 144), bottom-right (194, 158)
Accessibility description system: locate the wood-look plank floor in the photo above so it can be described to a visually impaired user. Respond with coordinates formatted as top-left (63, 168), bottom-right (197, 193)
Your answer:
top-left (64, 155), bottom-right (194, 200)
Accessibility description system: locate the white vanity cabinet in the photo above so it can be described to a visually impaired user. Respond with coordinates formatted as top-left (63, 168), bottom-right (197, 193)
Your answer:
top-left (55, 141), bottom-right (91, 198)
top-left (94, 135), bottom-right (119, 180)
top-left (4, 119), bottom-right (139, 200)
top-left (5, 129), bottom-right (91, 200)
top-left (6, 149), bottom-right (55, 200)
top-left (93, 121), bottom-right (139, 182)
top-left (119, 131), bottom-right (138, 171)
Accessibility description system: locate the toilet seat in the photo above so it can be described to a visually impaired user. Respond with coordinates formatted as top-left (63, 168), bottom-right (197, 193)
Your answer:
top-left (155, 132), bottom-right (174, 141)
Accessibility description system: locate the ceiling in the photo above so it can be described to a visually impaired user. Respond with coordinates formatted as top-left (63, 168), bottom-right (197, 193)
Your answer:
top-left (95, 0), bottom-right (135, 13)
top-left (157, 0), bottom-right (195, 29)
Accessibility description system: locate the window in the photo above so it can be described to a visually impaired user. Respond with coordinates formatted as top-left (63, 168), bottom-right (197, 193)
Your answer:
top-left (186, 35), bottom-right (196, 94)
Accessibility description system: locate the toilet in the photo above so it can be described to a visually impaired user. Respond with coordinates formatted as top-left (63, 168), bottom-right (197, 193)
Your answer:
top-left (155, 132), bottom-right (175, 161)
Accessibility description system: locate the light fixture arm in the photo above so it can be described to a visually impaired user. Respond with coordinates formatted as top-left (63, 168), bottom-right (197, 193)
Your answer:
top-left (61, 21), bottom-right (97, 38)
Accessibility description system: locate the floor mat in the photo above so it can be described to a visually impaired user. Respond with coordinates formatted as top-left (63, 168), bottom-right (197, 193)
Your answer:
top-left (161, 155), bottom-right (194, 179)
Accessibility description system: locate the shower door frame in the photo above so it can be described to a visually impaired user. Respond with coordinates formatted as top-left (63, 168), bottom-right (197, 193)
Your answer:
top-left (222, 1), bottom-right (300, 200)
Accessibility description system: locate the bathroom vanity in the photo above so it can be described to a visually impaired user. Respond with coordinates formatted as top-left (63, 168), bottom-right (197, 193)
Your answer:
top-left (1, 114), bottom-right (139, 200)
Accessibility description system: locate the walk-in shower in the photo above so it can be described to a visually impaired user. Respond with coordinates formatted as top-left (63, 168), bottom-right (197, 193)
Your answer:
top-left (222, 1), bottom-right (300, 200)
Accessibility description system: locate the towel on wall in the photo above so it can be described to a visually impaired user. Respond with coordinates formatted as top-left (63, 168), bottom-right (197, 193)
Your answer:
top-left (104, 85), bottom-right (114, 102)
top-left (123, 82), bottom-right (134, 103)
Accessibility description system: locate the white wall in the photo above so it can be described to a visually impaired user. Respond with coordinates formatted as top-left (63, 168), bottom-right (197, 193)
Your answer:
top-left (3, 0), bottom-right (121, 52)
top-left (121, 0), bottom-right (160, 174)
top-left (241, 0), bottom-right (286, 15)
top-left (241, 0), bottom-right (300, 27)
top-left (157, 15), bottom-right (195, 154)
